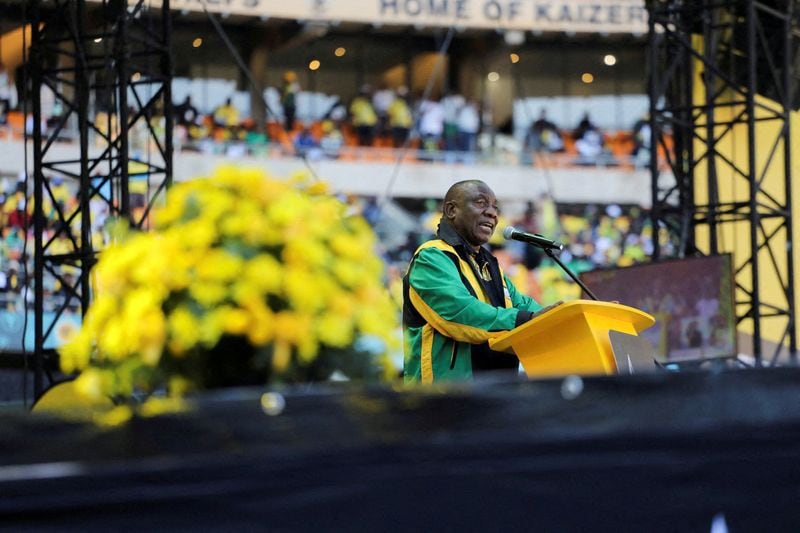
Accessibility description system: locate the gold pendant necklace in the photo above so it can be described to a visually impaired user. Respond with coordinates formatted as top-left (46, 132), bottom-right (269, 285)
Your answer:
top-left (469, 254), bottom-right (492, 282)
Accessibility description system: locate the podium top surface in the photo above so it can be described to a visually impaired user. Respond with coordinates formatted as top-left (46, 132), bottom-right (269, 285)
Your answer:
top-left (489, 299), bottom-right (655, 352)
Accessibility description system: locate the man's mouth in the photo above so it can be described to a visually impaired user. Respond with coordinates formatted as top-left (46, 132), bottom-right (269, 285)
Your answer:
top-left (479, 222), bottom-right (494, 232)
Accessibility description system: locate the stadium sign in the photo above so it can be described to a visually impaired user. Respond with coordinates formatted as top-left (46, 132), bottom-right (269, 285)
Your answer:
top-left (120, 0), bottom-right (648, 35)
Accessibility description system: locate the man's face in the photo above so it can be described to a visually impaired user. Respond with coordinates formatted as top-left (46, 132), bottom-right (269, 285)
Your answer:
top-left (447, 183), bottom-right (499, 249)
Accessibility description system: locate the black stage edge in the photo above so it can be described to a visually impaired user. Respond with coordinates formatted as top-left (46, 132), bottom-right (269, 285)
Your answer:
top-left (2, 368), bottom-right (800, 531)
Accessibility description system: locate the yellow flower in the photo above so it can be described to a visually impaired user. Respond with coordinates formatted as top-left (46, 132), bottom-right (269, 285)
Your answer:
top-left (219, 203), bottom-right (270, 245)
top-left (180, 218), bottom-right (217, 251)
top-left (82, 295), bottom-right (118, 335)
top-left (97, 316), bottom-right (130, 361)
top-left (58, 165), bottom-right (403, 418)
top-left (130, 234), bottom-right (193, 291)
top-left (198, 311), bottom-right (224, 349)
top-left (267, 191), bottom-right (311, 228)
top-left (283, 268), bottom-right (323, 313)
top-left (189, 282), bottom-right (228, 307)
top-left (167, 305), bottom-right (200, 356)
top-left (195, 249), bottom-right (244, 283)
top-left (273, 311), bottom-right (313, 345)
top-left (328, 291), bottom-right (356, 320)
top-left (316, 313), bottom-right (354, 348)
top-left (306, 181), bottom-right (329, 195)
top-left (240, 253), bottom-right (283, 294)
top-left (332, 260), bottom-right (366, 288)
top-left (297, 335), bottom-right (318, 363)
top-left (240, 296), bottom-right (274, 346)
top-left (137, 309), bottom-right (167, 366)
top-left (168, 375), bottom-right (194, 396)
top-left (94, 405), bottom-right (134, 427)
top-left (74, 368), bottom-right (109, 402)
top-left (304, 197), bottom-right (343, 230)
top-left (218, 305), bottom-right (251, 336)
top-left (272, 340), bottom-right (291, 372)
top-left (138, 396), bottom-right (187, 418)
top-left (330, 231), bottom-right (366, 261)
top-left (154, 185), bottom-right (191, 226)
top-left (282, 239), bottom-right (330, 269)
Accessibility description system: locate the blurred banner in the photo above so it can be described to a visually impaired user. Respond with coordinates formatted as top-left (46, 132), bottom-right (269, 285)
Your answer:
top-left (107, 0), bottom-right (648, 34)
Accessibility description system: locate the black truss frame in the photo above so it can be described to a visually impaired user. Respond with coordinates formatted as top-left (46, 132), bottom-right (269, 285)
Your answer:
top-left (28, 0), bottom-right (173, 396)
top-left (648, 0), bottom-right (798, 365)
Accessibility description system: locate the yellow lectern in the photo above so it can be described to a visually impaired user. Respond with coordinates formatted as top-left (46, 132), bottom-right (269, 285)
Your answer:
top-left (489, 300), bottom-right (656, 378)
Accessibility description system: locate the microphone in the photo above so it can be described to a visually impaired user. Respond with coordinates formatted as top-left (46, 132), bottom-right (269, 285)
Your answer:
top-left (503, 226), bottom-right (564, 252)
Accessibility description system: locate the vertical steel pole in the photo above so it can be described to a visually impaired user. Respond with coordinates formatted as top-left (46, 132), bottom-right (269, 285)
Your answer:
top-left (745, 0), bottom-right (762, 365)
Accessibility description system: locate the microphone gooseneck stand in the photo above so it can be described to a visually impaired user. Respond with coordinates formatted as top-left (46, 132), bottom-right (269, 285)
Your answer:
top-left (543, 247), bottom-right (600, 301)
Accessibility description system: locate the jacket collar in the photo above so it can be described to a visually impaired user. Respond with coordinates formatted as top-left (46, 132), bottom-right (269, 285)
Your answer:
top-left (437, 219), bottom-right (477, 255)
top-left (437, 219), bottom-right (504, 306)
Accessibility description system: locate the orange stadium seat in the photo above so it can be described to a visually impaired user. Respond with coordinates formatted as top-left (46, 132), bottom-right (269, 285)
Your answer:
top-left (5, 111), bottom-right (25, 138)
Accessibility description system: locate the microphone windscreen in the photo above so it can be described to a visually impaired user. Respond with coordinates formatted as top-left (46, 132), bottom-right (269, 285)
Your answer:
top-left (502, 226), bottom-right (515, 240)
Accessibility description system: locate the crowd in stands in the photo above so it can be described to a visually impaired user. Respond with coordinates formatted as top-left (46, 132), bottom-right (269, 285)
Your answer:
top-left (175, 81), bottom-right (650, 168)
top-left (169, 82), bottom-right (652, 168)
top-left (0, 65), bottom-right (658, 169)
top-left (0, 172), bottom-right (115, 314)
top-left (0, 166), bottom-right (659, 319)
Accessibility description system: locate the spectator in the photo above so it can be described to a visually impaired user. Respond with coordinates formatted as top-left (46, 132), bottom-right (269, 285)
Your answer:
top-left (212, 98), bottom-right (239, 130)
top-left (244, 123), bottom-right (269, 156)
top-left (417, 97), bottom-right (444, 156)
top-left (573, 112), bottom-right (605, 165)
top-left (372, 82), bottom-right (395, 141)
top-left (349, 85), bottom-right (378, 147)
top-left (631, 114), bottom-right (651, 168)
top-left (0, 62), bottom-right (17, 126)
top-left (319, 119), bottom-right (344, 159)
top-left (387, 86), bottom-right (412, 148)
top-left (529, 109), bottom-right (563, 153)
top-left (574, 111), bottom-right (598, 141)
top-left (281, 70), bottom-right (300, 132)
top-left (174, 95), bottom-right (199, 127)
top-left (441, 91), bottom-right (465, 153)
top-left (293, 126), bottom-right (321, 159)
top-left (456, 98), bottom-right (481, 161)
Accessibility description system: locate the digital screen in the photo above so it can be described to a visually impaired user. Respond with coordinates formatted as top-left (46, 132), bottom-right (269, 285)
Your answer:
top-left (580, 255), bottom-right (737, 362)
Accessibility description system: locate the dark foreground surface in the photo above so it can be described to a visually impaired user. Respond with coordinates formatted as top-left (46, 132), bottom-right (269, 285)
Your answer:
top-left (2, 367), bottom-right (800, 532)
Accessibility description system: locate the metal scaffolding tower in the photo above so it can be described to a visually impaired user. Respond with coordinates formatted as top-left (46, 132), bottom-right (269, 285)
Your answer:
top-left (27, 0), bottom-right (173, 396)
top-left (648, 0), bottom-right (798, 365)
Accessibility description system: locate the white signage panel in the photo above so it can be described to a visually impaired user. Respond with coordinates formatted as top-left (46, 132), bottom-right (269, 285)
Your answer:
top-left (104, 0), bottom-right (648, 34)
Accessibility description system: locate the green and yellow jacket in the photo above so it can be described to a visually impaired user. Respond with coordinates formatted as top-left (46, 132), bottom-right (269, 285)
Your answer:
top-left (403, 221), bottom-right (542, 383)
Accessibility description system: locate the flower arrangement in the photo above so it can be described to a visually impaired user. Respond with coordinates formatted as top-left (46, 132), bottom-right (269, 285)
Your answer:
top-left (59, 166), bottom-right (400, 409)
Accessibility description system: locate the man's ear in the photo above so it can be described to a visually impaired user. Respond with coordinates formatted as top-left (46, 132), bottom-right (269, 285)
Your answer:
top-left (443, 201), bottom-right (456, 220)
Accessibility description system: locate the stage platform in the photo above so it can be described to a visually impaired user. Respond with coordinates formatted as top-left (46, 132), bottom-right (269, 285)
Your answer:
top-left (2, 367), bottom-right (800, 531)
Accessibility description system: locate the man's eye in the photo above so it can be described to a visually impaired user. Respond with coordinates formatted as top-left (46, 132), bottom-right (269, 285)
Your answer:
top-left (473, 198), bottom-right (499, 213)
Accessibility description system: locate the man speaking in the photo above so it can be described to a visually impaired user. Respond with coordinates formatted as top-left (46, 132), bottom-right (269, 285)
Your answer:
top-left (403, 180), bottom-right (543, 383)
